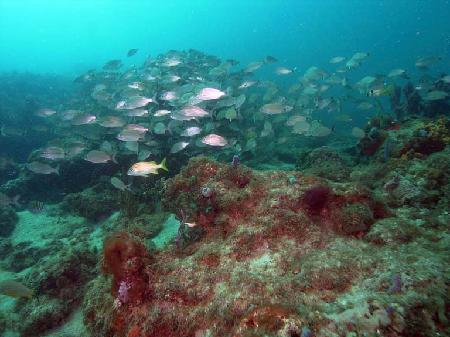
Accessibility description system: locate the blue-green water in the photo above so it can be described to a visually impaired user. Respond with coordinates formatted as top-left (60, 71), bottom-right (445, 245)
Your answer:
top-left (1, 1), bottom-right (449, 75)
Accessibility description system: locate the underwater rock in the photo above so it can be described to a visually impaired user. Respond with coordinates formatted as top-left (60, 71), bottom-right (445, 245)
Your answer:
top-left (297, 147), bottom-right (352, 181)
top-left (0, 238), bottom-right (12, 258)
top-left (319, 300), bottom-right (398, 337)
top-left (332, 202), bottom-right (374, 235)
top-left (274, 145), bottom-right (298, 164)
top-left (383, 173), bottom-right (423, 206)
top-left (355, 114), bottom-right (403, 158)
top-left (233, 304), bottom-right (303, 337)
top-left (26, 243), bottom-right (97, 299)
top-left (2, 241), bottom-right (53, 272)
top-left (113, 212), bottom-right (167, 243)
top-left (379, 146), bottom-right (450, 208)
top-left (366, 217), bottom-right (424, 244)
top-left (83, 276), bottom-right (115, 336)
top-left (0, 311), bottom-right (9, 336)
top-left (81, 155), bottom-right (449, 337)
top-left (355, 117), bottom-right (450, 162)
top-left (400, 117), bottom-right (450, 158)
top-left (0, 159), bottom-right (101, 204)
top-left (60, 181), bottom-right (118, 222)
top-left (0, 159), bottom-right (19, 186)
top-left (163, 156), bottom-right (254, 233)
top-left (357, 131), bottom-right (387, 156)
top-left (0, 204), bottom-right (18, 237)
top-left (117, 177), bottom-right (166, 218)
top-left (15, 240), bottom-right (97, 336)
top-left (19, 297), bottom-right (68, 337)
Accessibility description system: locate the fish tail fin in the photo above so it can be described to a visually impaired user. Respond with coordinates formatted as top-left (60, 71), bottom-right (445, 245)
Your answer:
top-left (160, 158), bottom-right (168, 172)
top-left (55, 165), bottom-right (60, 175)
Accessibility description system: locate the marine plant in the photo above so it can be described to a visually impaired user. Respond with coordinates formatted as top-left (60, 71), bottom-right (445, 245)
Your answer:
top-left (301, 185), bottom-right (331, 215)
top-left (102, 232), bottom-right (151, 305)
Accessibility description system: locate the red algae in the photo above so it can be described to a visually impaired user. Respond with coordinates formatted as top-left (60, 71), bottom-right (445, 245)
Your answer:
top-left (301, 185), bottom-right (332, 215)
top-left (199, 252), bottom-right (221, 268)
top-left (127, 325), bottom-right (141, 337)
top-left (233, 305), bottom-right (301, 337)
top-left (103, 232), bottom-right (151, 303)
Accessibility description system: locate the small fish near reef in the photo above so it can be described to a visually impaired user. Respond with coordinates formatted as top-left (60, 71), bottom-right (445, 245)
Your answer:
top-left (110, 177), bottom-right (132, 192)
top-left (0, 279), bottom-right (33, 299)
top-left (85, 150), bottom-right (115, 164)
top-left (29, 200), bottom-right (45, 213)
top-left (127, 48), bottom-right (138, 57)
top-left (127, 158), bottom-right (168, 176)
top-left (201, 134), bottom-right (228, 147)
top-left (26, 162), bottom-right (60, 175)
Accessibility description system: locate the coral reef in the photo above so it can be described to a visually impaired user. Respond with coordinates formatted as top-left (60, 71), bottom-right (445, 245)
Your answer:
top-left (390, 80), bottom-right (450, 120)
top-left (356, 114), bottom-right (399, 157)
top-left (81, 157), bottom-right (450, 337)
top-left (400, 117), bottom-right (450, 158)
top-left (1, 116), bottom-right (447, 337)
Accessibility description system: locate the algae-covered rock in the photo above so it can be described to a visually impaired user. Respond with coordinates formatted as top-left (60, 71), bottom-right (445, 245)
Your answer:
top-left (15, 240), bottom-right (97, 336)
top-left (297, 147), bottom-right (352, 181)
top-left (334, 203), bottom-right (374, 235)
top-left (19, 297), bottom-right (68, 337)
top-left (400, 117), bottom-right (450, 157)
top-left (2, 241), bottom-right (53, 272)
top-left (366, 217), bottom-right (424, 244)
top-left (0, 238), bottom-right (12, 258)
top-left (60, 182), bottom-right (118, 222)
top-left (83, 276), bottom-right (115, 337)
top-left (26, 242), bottom-right (97, 301)
top-left (114, 211), bottom-right (167, 240)
top-left (0, 205), bottom-right (18, 237)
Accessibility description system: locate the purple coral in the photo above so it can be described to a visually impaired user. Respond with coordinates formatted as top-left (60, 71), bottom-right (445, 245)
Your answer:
top-left (117, 279), bottom-right (131, 304)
